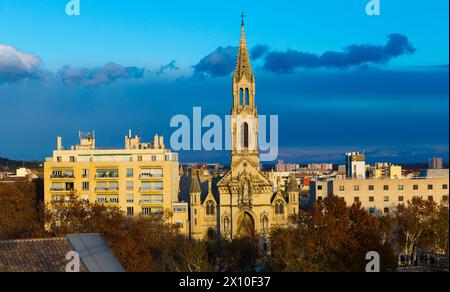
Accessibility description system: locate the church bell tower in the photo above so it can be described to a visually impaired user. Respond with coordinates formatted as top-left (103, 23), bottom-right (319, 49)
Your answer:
top-left (231, 18), bottom-right (259, 168)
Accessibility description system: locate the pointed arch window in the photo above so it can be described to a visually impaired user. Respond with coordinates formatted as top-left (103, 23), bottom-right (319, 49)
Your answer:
top-left (206, 201), bottom-right (215, 216)
top-left (245, 88), bottom-right (250, 105)
top-left (239, 88), bottom-right (244, 105)
top-left (275, 201), bottom-right (285, 215)
top-left (242, 122), bottom-right (249, 149)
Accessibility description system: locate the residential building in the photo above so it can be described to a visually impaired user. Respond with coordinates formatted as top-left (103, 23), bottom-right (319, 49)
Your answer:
top-left (44, 131), bottom-right (189, 235)
top-left (310, 177), bottom-right (449, 215)
top-left (345, 152), bottom-right (366, 179)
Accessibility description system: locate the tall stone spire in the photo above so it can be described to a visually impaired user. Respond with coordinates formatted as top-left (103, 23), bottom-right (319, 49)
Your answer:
top-left (233, 20), bottom-right (253, 81)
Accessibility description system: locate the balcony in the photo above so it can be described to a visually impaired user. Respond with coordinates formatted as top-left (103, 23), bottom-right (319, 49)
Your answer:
top-left (139, 173), bottom-right (163, 179)
top-left (95, 187), bottom-right (119, 192)
top-left (139, 187), bottom-right (163, 193)
top-left (50, 173), bottom-right (74, 179)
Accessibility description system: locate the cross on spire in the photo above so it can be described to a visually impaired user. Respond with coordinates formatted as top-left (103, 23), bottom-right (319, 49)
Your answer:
top-left (240, 12), bottom-right (246, 25)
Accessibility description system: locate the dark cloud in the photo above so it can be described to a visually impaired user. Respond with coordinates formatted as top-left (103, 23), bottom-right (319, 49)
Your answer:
top-left (250, 44), bottom-right (269, 60)
top-left (194, 34), bottom-right (416, 76)
top-left (264, 33), bottom-right (415, 73)
top-left (157, 60), bottom-right (179, 75)
top-left (58, 62), bottom-right (145, 87)
top-left (0, 44), bottom-right (42, 83)
top-left (264, 50), bottom-right (320, 73)
top-left (192, 46), bottom-right (238, 78)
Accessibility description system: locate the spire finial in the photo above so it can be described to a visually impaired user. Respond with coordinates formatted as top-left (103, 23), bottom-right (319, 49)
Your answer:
top-left (240, 12), bottom-right (246, 26)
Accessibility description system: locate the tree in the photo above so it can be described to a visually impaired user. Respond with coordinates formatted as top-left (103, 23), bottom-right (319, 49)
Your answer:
top-left (270, 196), bottom-right (397, 272)
top-left (0, 184), bottom-right (42, 240)
top-left (394, 197), bottom-right (436, 265)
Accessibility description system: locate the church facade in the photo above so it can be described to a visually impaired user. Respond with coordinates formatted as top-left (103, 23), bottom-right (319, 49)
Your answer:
top-left (186, 21), bottom-right (300, 240)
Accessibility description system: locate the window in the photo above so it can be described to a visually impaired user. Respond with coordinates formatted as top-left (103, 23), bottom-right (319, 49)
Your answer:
top-left (368, 185), bottom-right (374, 191)
top-left (443, 196), bottom-right (448, 202)
top-left (317, 185), bottom-right (323, 191)
top-left (443, 184), bottom-right (448, 190)
top-left (126, 168), bottom-right (133, 177)
top-left (428, 196), bottom-right (433, 202)
top-left (413, 185), bottom-right (419, 190)
top-left (70, 156), bottom-right (76, 162)
top-left (97, 195), bottom-right (107, 203)
top-left (398, 185), bottom-right (404, 191)
top-left (339, 186), bottom-right (345, 192)
top-left (318, 196), bottom-right (323, 201)
top-left (127, 207), bottom-right (134, 216)
top-left (245, 88), bottom-right (250, 105)
top-left (369, 196), bottom-right (374, 202)
top-left (354, 185), bottom-right (360, 191)
top-left (369, 208), bottom-right (375, 214)
top-left (384, 207), bottom-right (390, 214)
top-left (206, 201), bottom-right (215, 216)
top-left (127, 194), bottom-right (134, 203)
top-left (384, 196), bottom-right (389, 202)
top-left (82, 181), bottom-right (89, 191)
top-left (428, 184), bottom-right (433, 190)
top-left (242, 122), bottom-right (249, 148)
top-left (239, 88), bottom-right (244, 105)
top-left (140, 194), bottom-right (163, 204)
top-left (96, 169), bottom-right (118, 178)
top-left (141, 181), bottom-right (163, 191)
top-left (383, 185), bottom-right (389, 191)
top-left (398, 196), bottom-right (404, 202)
top-left (110, 195), bottom-right (119, 203)
top-left (152, 156), bottom-right (157, 161)
top-left (354, 197), bottom-right (360, 203)
top-left (126, 181), bottom-right (133, 191)
top-left (275, 201), bottom-right (285, 215)
top-left (82, 169), bottom-right (89, 178)
top-left (137, 156), bottom-right (143, 162)
top-left (142, 208), bottom-right (151, 216)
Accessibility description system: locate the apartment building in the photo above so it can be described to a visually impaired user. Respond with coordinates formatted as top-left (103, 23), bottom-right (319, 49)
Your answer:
top-left (44, 131), bottom-right (189, 235)
top-left (310, 176), bottom-right (449, 215)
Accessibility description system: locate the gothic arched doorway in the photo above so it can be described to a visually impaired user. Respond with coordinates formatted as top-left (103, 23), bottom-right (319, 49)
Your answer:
top-left (236, 212), bottom-right (255, 237)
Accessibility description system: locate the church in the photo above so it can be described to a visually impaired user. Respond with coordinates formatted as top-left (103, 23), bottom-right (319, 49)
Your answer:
top-left (181, 20), bottom-right (300, 240)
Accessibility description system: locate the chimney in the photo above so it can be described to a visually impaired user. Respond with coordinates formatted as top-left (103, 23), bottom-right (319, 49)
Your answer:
top-left (159, 136), bottom-right (164, 148)
top-left (154, 134), bottom-right (160, 149)
top-left (57, 136), bottom-right (63, 150)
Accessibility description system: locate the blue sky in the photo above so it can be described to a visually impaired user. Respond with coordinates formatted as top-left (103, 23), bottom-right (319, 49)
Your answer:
top-left (0, 0), bottom-right (448, 164)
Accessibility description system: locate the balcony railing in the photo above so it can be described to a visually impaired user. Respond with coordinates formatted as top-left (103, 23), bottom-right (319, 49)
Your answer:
top-left (51, 174), bottom-right (75, 179)
top-left (95, 187), bottom-right (119, 191)
top-left (95, 174), bottom-right (119, 178)
top-left (50, 188), bottom-right (73, 192)
top-left (139, 187), bottom-right (163, 192)
top-left (139, 173), bottom-right (163, 179)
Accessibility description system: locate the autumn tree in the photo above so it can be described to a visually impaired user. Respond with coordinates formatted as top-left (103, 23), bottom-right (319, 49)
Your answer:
top-left (270, 196), bottom-right (397, 272)
top-left (0, 184), bottom-right (42, 240)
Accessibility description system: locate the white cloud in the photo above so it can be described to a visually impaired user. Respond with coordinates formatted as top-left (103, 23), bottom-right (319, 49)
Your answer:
top-left (0, 44), bottom-right (42, 83)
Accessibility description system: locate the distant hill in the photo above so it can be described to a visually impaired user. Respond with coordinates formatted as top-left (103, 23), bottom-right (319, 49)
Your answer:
top-left (0, 157), bottom-right (43, 171)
